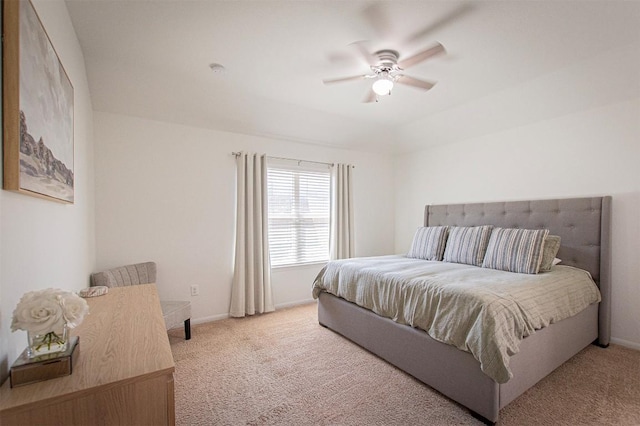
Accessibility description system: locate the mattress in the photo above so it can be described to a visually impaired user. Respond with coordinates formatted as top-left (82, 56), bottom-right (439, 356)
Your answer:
top-left (312, 255), bottom-right (601, 383)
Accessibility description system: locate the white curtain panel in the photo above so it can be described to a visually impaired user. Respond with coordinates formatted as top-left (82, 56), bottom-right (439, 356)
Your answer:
top-left (330, 163), bottom-right (355, 260)
top-left (230, 152), bottom-right (275, 317)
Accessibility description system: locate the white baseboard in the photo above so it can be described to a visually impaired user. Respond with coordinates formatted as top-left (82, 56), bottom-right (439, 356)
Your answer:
top-left (275, 298), bottom-right (316, 310)
top-left (192, 313), bottom-right (229, 325)
top-left (190, 299), bottom-right (316, 326)
top-left (610, 337), bottom-right (640, 351)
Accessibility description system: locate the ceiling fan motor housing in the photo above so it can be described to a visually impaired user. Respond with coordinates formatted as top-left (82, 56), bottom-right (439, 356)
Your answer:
top-left (374, 49), bottom-right (399, 69)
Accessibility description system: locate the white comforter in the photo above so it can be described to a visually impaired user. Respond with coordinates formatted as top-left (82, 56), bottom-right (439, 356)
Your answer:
top-left (312, 255), bottom-right (601, 383)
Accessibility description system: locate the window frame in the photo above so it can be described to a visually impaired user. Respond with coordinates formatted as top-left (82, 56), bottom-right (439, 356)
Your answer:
top-left (266, 161), bottom-right (331, 268)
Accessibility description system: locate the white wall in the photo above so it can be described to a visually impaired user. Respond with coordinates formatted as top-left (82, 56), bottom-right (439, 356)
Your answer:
top-left (0, 0), bottom-right (95, 380)
top-left (93, 111), bottom-right (395, 323)
top-left (395, 98), bottom-right (640, 348)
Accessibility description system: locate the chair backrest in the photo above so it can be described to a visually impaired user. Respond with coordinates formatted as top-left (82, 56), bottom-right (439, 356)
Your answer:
top-left (90, 262), bottom-right (157, 288)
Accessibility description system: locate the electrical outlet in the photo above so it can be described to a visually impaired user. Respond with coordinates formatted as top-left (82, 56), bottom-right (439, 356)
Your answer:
top-left (190, 285), bottom-right (199, 296)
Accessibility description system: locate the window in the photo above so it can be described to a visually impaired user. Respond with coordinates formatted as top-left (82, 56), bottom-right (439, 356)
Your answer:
top-left (267, 162), bottom-right (330, 267)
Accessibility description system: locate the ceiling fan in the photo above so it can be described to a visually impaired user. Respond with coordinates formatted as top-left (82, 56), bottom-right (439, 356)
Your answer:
top-left (323, 41), bottom-right (445, 102)
top-left (322, 2), bottom-right (472, 103)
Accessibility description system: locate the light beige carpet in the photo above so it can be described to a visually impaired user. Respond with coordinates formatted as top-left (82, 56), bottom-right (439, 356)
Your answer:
top-left (169, 303), bottom-right (640, 425)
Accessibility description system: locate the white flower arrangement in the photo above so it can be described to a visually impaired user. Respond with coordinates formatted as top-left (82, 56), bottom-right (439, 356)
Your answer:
top-left (11, 288), bottom-right (89, 335)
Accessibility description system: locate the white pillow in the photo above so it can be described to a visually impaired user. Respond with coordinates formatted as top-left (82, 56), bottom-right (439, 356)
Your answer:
top-left (539, 235), bottom-right (561, 272)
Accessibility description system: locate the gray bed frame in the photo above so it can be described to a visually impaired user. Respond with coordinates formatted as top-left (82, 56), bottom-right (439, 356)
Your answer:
top-left (318, 197), bottom-right (611, 423)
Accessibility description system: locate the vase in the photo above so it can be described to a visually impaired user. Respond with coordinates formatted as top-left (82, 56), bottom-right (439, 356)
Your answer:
top-left (27, 323), bottom-right (68, 358)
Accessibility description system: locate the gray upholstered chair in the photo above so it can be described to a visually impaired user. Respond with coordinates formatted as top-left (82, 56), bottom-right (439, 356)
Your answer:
top-left (90, 262), bottom-right (191, 340)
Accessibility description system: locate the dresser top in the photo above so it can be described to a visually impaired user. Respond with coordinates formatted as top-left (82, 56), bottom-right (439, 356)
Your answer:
top-left (0, 284), bottom-right (175, 412)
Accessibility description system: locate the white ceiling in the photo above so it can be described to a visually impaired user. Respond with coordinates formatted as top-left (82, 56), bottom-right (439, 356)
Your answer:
top-left (65, 0), bottom-right (640, 153)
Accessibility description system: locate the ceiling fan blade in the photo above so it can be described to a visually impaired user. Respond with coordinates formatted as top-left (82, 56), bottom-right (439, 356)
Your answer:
top-left (323, 75), bottom-right (368, 85)
top-left (396, 75), bottom-right (436, 91)
top-left (349, 40), bottom-right (376, 66)
top-left (326, 51), bottom-right (359, 66)
top-left (361, 3), bottom-right (393, 40)
top-left (363, 89), bottom-right (377, 103)
top-left (397, 42), bottom-right (446, 69)
top-left (404, 4), bottom-right (474, 44)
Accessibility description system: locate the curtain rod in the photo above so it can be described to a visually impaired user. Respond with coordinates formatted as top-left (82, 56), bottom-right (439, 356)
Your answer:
top-left (231, 152), bottom-right (338, 168)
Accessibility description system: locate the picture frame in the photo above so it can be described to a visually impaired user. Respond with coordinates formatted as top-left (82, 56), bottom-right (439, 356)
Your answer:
top-left (3, 0), bottom-right (75, 203)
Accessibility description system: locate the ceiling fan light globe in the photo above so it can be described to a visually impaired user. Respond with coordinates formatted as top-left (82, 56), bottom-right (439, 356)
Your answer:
top-left (372, 78), bottom-right (393, 96)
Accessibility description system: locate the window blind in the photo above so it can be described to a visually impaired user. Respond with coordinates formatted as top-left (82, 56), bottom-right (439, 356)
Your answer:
top-left (267, 164), bottom-right (330, 267)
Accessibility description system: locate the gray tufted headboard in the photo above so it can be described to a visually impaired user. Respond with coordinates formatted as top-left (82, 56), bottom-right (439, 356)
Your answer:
top-left (425, 196), bottom-right (612, 346)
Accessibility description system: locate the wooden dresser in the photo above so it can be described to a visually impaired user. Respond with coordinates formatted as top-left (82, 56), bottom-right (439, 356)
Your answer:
top-left (0, 284), bottom-right (175, 425)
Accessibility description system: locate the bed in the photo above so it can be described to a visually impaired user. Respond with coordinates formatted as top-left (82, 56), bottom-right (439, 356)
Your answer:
top-left (314, 197), bottom-right (611, 424)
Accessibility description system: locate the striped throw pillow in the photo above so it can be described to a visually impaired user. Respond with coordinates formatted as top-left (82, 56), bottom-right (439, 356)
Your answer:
top-left (407, 226), bottom-right (449, 261)
top-left (443, 226), bottom-right (493, 266)
top-left (482, 228), bottom-right (550, 274)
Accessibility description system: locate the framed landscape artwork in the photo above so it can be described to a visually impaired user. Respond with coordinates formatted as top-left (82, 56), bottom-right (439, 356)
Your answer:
top-left (3, 0), bottom-right (75, 203)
